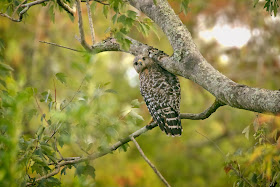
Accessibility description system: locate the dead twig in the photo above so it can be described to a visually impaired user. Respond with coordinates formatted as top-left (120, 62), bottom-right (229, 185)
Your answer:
top-left (180, 99), bottom-right (225, 120)
top-left (39, 41), bottom-right (83, 52)
top-left (131, 136), bottom-right (171, 187)
top-left (60, 77), bottom-right (86, 111)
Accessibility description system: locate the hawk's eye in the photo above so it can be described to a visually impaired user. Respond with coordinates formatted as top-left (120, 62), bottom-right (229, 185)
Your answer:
top-left (134, 61), bottom-right (138, 65)
top-left (142, 57), bottom-right (146, 60)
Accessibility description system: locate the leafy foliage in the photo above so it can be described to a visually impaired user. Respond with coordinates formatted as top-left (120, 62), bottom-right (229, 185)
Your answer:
top-left (1, 0), bottom-right (280, 186)
top-left (255, 0), bottom-right (279, 16)
top-left (0, 52), bottom-right (145, 186)
top-left (224, 116), bottom-right (280, 187)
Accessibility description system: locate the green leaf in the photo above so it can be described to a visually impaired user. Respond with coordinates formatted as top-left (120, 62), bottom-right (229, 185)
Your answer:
top-left (31, 155), bottom-right (48, 166)
top-left (253, 0), bottom-right (260, 7)
top-left (126, 10), bottom-right (137, 19)
top-left (36, 126), bottom-right (45, 140)
top-left (105, 89), bottom-right (117, 94)
top-left (40, 143), bottom-right (54, 155)
top-left (180, 0), bottom-right (190, 15)
top-left (45, 177), bottom-right (61, 186)
top-left (112, 13), bottom-right (118, 24)
top-left (26, 109), bottom-right (38, 121)
top-left (119, 143), bottom-right (129, 152)
top-left (55, 72), bottom-right (67, 84)
top-left (48, 5), bottom-right (55, 23)
top-left (40, 90), bottom-right (52, 102)
top-left (68, 13), bottom-right (75, 22)
top-left (61, 167), bottom-right (67, 175)
top-left (251, 173), bottom-right (258, 183)
top-left (0, 62), bottom-right (14, 72)
top-left (129, 110), bottom-right (144, 121)
top-left (86, 143), bottom-right (93, 152)
top-left (103, 5), bottom-right (109, 18)
top-left (149, 22), bottom-right (161, 40)
top-left (137, 22), bottom-right (150, 36)
top-left (31, 163), bottom-right (50, 175)
top-left (131, 99), bottom-right (141, 108)
top-left (117, 15), bottom-right (126, 24)
top-left (242, 125), bottom-right (250, 140)
top-left (75, 164), bottom-right (95, 179)
top-left (90, 1), bottom-right (97, 13)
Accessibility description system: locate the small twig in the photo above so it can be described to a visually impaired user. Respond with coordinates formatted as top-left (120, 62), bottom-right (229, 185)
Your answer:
top-left (39, 41), bottom-right (83, 52)
top-left (57, 0), bottom-right (76, 16)
top-left (81, 0), bottom-right (109, 5)
top-left (78, 142), bottom-right (91, 155)
top-left (53, 79), bottom-right (57, 110)
top-left (26, 166), bottom-right (61, 186)
top-left (76, 0), bottom-right (92, 51)
top-left (86, 0), bottom-right (96, 44)
top-left (131, 136), bottom-right (171, 187)
top-left (54, 137), bottom-right (64, 160)
top-left (12, 0), bottom-right (27, 17)
top-left (60, 77), bottom-right (86, 111)
top-left (0, 6), bottom-right (29, 22)
top-left (45, 122), bottom-right (62, 143)
top-left (196, 130), bottom-right (253, 187)
top-left (21, 0), bottom-right (49, 7)
top-left (180, 99), bottom-right (225, 120)
top-left (195, 130), bottom-right (226, 158)
top-left (34, 96), bottom-right (49, 125)
top-left (229, 165), bottom-right (253, 187)
top-left (0, 0), bottom-right (51, 22)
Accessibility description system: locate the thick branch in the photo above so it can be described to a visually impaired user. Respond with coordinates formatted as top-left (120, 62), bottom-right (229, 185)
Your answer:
top-left (127, 0), bottom-right (280, 114)
top-left (131, 137), bottom-right (171, 187)
top-left (76, 0), bottom-right (92, 51)
top-left (86, 0), bottom-right (96, 44)
top-left (180, 100), bottom-right (225, 120)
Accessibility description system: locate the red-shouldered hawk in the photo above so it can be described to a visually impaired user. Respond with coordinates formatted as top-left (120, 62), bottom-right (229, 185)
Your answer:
top-left (133, 55), bottom-right (182, 136)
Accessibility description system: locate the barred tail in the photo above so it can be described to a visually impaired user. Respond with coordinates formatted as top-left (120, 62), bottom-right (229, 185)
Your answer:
top-left (158, 108), bottom-right (182, 137)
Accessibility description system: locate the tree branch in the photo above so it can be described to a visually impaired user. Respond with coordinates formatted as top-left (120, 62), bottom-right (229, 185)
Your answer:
top-left (127, 0), bottom-right (280, 114)
top-left (131, 136), bottom-right (171, 187)
top-left (0, 5), bottom-right (30, 22)
top-left (21, 0), bottom-right (49, 7)
top-left (180, 100), bottom-right (225, 120)
top-left (76, 0), bottom-right (92, 51)
top-left (86, 0), bottom-right (96, 44)
top-left (81, 0), bottom-right (109, 5)
top-left (26, 122), bottom-right (158, 185)
top-left (57, 0), bottom-right (76, 16)
top-left (12, 0), bottom-right (27, 17)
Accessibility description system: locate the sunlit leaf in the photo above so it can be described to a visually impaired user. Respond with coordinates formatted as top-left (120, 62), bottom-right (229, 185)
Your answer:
top-left (242, 125), bottom-right (250, 140)
top-left (55, 72), bottom-right (67, 84)
top-left (129, 110), bottom-right (144, 121)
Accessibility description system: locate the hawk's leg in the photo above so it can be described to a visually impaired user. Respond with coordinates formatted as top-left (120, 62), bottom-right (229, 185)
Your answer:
top-left (146, 118), bottom-right (155, 130)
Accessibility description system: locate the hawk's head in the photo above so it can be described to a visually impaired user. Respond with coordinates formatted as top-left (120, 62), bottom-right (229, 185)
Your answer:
top-left (133, 55), bottom-right (153, 73)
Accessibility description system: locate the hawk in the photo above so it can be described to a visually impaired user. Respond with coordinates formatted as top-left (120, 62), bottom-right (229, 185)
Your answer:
top-left (133, 55), bottom-right (182, 136)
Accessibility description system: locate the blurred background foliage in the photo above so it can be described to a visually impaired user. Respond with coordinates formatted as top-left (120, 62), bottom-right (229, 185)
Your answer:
top-left (0, 0), bottom-right (280, 186)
